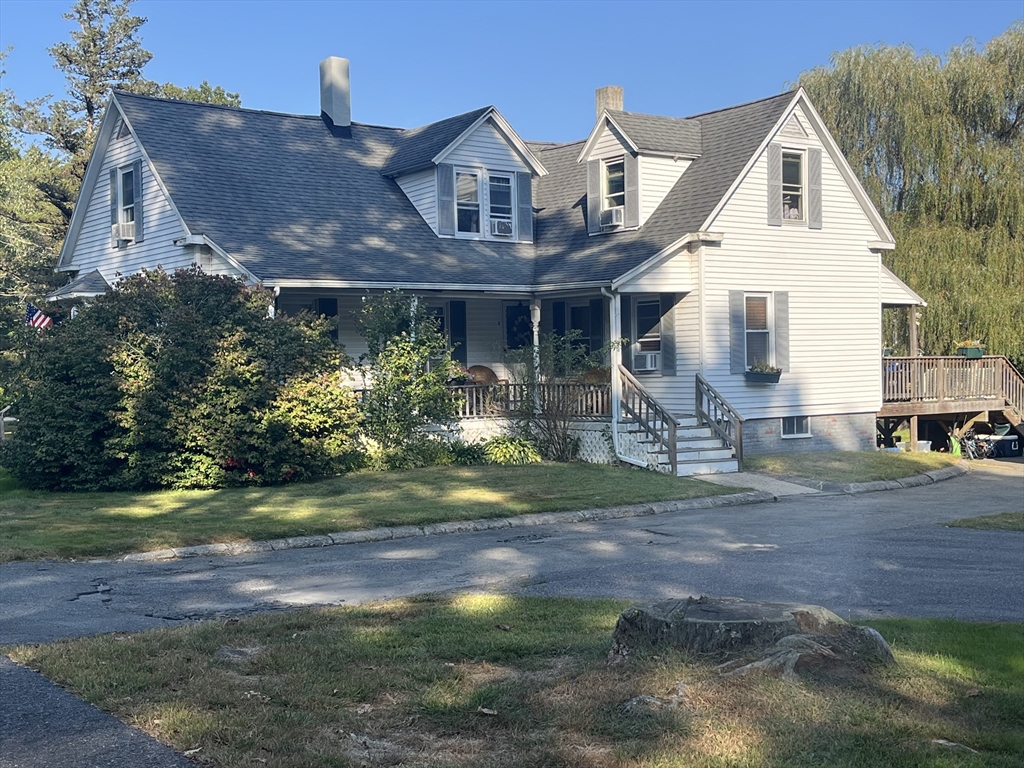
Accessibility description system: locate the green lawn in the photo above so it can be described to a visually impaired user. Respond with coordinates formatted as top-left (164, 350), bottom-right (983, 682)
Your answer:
top-left (7, 596), bottom-right (1022, 767)
top-left (745, 450), bottom-right (958, 484)
top-left (945, 511), bottom-right (1024, 532)
top-left (0, 464), bottom-right (738, 562)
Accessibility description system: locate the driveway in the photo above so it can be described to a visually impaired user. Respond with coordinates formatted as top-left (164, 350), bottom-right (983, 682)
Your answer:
top-left (3, 460), bottom-right (1022, 648)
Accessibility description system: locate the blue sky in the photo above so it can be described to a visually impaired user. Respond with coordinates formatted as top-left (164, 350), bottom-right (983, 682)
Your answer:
top-left (1, 0), bottom-right (1020, 143)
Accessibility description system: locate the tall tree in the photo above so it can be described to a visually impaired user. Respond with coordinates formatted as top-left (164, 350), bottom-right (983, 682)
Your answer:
top-left (155, 80), bottom-right (241, 107)
top-left (798, 23), bottom-right (1024, 366)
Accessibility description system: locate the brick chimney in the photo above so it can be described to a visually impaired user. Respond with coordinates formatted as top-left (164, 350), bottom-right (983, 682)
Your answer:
top-left (596, 85), bottom-right (623, 119)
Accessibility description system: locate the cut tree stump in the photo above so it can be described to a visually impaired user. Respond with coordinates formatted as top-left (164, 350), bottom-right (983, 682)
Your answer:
top-left (610, 596), bottom-right (894, 679)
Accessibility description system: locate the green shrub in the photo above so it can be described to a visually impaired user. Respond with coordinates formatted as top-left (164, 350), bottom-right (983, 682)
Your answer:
top-left (450, 439), bottom-right (487, 466)
top-left (483, 436), bottom-right (542, 466)
top-left (1, 268), bottom-right (358, 490)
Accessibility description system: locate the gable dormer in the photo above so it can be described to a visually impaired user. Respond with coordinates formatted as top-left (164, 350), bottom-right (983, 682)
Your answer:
top-left (577, 87), bottom-right (701, 233)
top-left (382, 107), bottom-right (546, 243)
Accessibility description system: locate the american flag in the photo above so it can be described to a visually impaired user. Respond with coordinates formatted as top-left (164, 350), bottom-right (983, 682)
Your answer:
top-left (25, 303), bottom-right (53, 330)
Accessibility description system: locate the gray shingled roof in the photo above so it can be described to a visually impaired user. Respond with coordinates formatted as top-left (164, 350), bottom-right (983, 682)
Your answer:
top-left (605, 110), bottom-right (702, 156)
top-left (532, 92), bottom-right (794, 285)
top-left (380, 106), bottom-right (492, 177)
top-left (112, 89), bottom-right (794, 289)
top-left (47, 268), bottom-right (110, 300)
top-left (115, 93), bottom-right (535, 286)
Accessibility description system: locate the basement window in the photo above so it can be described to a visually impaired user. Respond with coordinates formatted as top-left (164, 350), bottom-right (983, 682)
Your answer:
top-left (782, 416), bottom-right (810, 438)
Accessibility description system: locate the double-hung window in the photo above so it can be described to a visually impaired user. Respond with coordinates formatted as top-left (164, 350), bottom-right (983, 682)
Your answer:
top-left (456, 170), bottom-right (480, 234)
top-left (488, 174), bottom-right (513, 236)
top-left (782, 416), bottom-right (810, 437)
top-left (633, 298), bottom-right (662, 372)
top-left (744, 294), bottom-right (771, 368)
top-left (782, 151), bottom-right (803, 221)
top-left (119, 167), bottom-right (136, 238)
top-left (604, 159), bottom-right (625, 211)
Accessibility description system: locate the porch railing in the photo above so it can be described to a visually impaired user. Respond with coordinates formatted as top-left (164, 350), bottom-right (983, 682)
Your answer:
top-left (448, 382), bottom-right (611, 419)
top-left (618, 364), bottom-right (679, 475)
top-left (695, 374), bottom-right (745, 470)
top-left (882, 355), bottom-right (1024, 420)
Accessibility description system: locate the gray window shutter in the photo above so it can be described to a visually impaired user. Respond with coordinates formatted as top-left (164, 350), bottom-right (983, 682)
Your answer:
top-left (586, 160), bottom-right (600, 234)
top-left (624, 153), bottom-right (639, 228)
top-left (589, 297), bottom-right (604, 353)
top-left (449, 300), bottom-right (467, 367)
top-left (620, 294), bottom-right (632, 371)
top-left (109, 168), bottom-right (119, 248)
top-left (774, 291), bottom-right (790, 372)
top-left (729, 290), bottom-right (745, 374)
top-left (767, 144), bottom-right (782, 226)
top-left (516, 171), bottom-right (533, 242)
top-left (552, 301), bottom-right (566, 336)
top-left (132, 159), bottom-right (145, 242)
top-left (437, 164), bottom-right (455, 235)
top-left (807, 148), bottom-right (822, 230)
top-left (660, 293), bottom-right (676, 376)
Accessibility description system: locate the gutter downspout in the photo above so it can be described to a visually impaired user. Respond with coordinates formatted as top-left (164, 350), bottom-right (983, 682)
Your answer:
top-left (602, 286), bottom-right (645, 468)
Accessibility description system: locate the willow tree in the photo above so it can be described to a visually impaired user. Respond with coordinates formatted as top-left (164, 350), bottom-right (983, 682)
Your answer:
top-left (798, 23), bottom-right (1023, 366)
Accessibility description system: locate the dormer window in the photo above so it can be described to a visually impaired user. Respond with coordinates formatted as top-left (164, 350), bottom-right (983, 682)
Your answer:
top-left (488, 174), bottom-right (513, 236)
top-left (782, 151), bottom-right (804, 221)
top-left (603, 159), bottom-right (625, 210)
top-left (456, 170), bottom-right (480, 233)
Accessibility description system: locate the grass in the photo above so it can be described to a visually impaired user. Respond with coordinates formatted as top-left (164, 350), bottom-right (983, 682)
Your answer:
top-left (945, 511), bottom-right (1024, 532)
top-left (7, 595), bottom-right (1023, 767)
top-left (745, 450), bottom-right (958, 484)
top-left (0, 464), bottom-right (738, 562)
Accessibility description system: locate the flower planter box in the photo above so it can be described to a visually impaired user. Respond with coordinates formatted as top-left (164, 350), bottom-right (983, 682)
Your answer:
top-left (744, 370), bottom-right (781, 384)
top-left (957, 346), bottom-right (985, 359)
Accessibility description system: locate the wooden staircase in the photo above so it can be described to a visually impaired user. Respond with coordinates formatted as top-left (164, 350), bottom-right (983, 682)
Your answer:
top-left (617, 366), bottom-right (743, 476)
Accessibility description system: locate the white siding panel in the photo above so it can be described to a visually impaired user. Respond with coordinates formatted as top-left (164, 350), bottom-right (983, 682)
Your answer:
top-left (619, 250), bottom-right (692, 293)
top-left (396, 169), bottom-right (437, 233)
top-left (444, 119), bottom-right (529, 172)
top-left (66, 133), bottom-right (243, 285)
top-left (465, 298), bottom-right (510, 379)
top-left (590, 122), bottom-right (631, 160)
top-left (639, 155), bottom-right (689, 225)
top-left (698, 109), bottom-right (884, 421)
top-left (635, 290), bottom-right (699, 415)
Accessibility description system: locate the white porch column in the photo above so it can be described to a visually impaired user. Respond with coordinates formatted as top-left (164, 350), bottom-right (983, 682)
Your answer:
top-left (530, 297), bottom-right (541, 411)
top-left (610, 291), bottom-right (622, 422)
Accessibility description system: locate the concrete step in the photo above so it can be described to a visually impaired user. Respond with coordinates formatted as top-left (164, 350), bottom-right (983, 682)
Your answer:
top-left (621, 424), bottom-right (715, 440)
top-left (675, 458), bottom-right (739, 476)
top-left (676, 447), bottom-right (735, 462)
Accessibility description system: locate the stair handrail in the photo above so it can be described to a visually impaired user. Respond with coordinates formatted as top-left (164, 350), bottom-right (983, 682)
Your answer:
top-left (695, 373), bottom-right (745, 470)
top-left (617, 364), bottom-right (679, 475)
top-left (998, 356), bottom-right (1023, 424)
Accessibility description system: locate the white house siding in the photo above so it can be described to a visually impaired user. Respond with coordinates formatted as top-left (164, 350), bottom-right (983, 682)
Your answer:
top-left (700, 103), bottom-right (883, 423)
top-left (639, 155), bottom-right (689, 226)
top-left (443, 118), bottom-right (530, 172)
top-left (395, 169), bottom-right (437, 233)
top-left (628, 288), bottom-right (700, 416)
top-left (66, 131), bottom-right (240, 286)
top-left (590, 122), bottom-right (631, 160)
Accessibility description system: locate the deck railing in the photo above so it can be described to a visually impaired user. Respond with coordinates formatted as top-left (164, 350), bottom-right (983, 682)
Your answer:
top-left (618, 365), bottom-right (679, 475)
top-left (448, 382), bottom-right (611, 420)
top-left (695, 373), bottom-right (745, 470)
top-left (882, 355), bottom-right (1024, 420)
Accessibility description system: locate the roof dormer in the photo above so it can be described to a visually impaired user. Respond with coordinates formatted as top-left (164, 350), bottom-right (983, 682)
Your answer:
top-left (578, 87), bottom-right (702, 233)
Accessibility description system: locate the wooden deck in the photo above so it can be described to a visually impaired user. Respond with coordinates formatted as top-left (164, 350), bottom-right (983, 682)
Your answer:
top-left (879, 355), bottom-right (1023, 427)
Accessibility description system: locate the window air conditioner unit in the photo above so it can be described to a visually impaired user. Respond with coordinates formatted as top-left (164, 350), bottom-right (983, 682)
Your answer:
top-left (633, 352), bottom-right (660, 372)
top-left (600, 207), bottom-right (624, 228)
top-left (490, 218), bottom-right (514, 237)
top-left (112, 221), bottom-right (135, 241)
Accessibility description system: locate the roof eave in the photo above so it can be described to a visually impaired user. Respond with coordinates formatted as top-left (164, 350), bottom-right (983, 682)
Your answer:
top-left (576, 110), bottom-right (639, 163)
top-left (432, 107), bottom-right (548, 176)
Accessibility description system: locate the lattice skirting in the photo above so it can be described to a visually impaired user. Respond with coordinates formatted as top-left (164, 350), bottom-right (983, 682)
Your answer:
top-left (616, 426), bottom-right (671, 473)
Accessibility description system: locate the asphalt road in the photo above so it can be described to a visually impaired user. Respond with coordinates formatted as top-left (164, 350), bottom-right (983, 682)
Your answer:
top-left (3, 460), bottom-right (1022, 648)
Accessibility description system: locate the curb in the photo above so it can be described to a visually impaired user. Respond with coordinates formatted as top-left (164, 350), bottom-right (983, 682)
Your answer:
top-left (119, 490), bottom-right (777, 563)
top-left (114, 462), bottom-right (971, 564)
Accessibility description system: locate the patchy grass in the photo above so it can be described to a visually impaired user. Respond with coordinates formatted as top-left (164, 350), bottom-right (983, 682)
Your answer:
top-left (945, 511), bottom-right (1024, 532)
top-left (7, 596), bottom-right (1023, 767)
top-left (745, 450), bottom-right (958, 483)
top-left (0, 464), bottom-right (738, 562)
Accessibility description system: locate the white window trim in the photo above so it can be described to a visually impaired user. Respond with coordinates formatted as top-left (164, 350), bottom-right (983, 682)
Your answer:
top-left (601, 156), bottom-right (626, 213)
top-left (781, 416), bottom-right (812, 439)
top-left (781, 149), bottom-right (806, 225)
top-left (744, 292), bottom-right (775, 370)
top-left (632, 295), bottom-right (662, 375)
top-left (117, 165), bottom-right (137, 242)
top-left (451, 166), bottom-right (518, 242)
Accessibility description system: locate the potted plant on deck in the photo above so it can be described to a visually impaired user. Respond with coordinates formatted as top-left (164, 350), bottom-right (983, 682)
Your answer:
top-left (744, 361), bottom-right (782, 384)
top-left (956, 339), bottom-right (986, 359)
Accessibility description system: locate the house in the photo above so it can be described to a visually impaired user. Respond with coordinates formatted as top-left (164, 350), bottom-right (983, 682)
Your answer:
top-left (50, 57), bottom-right (928, 475)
